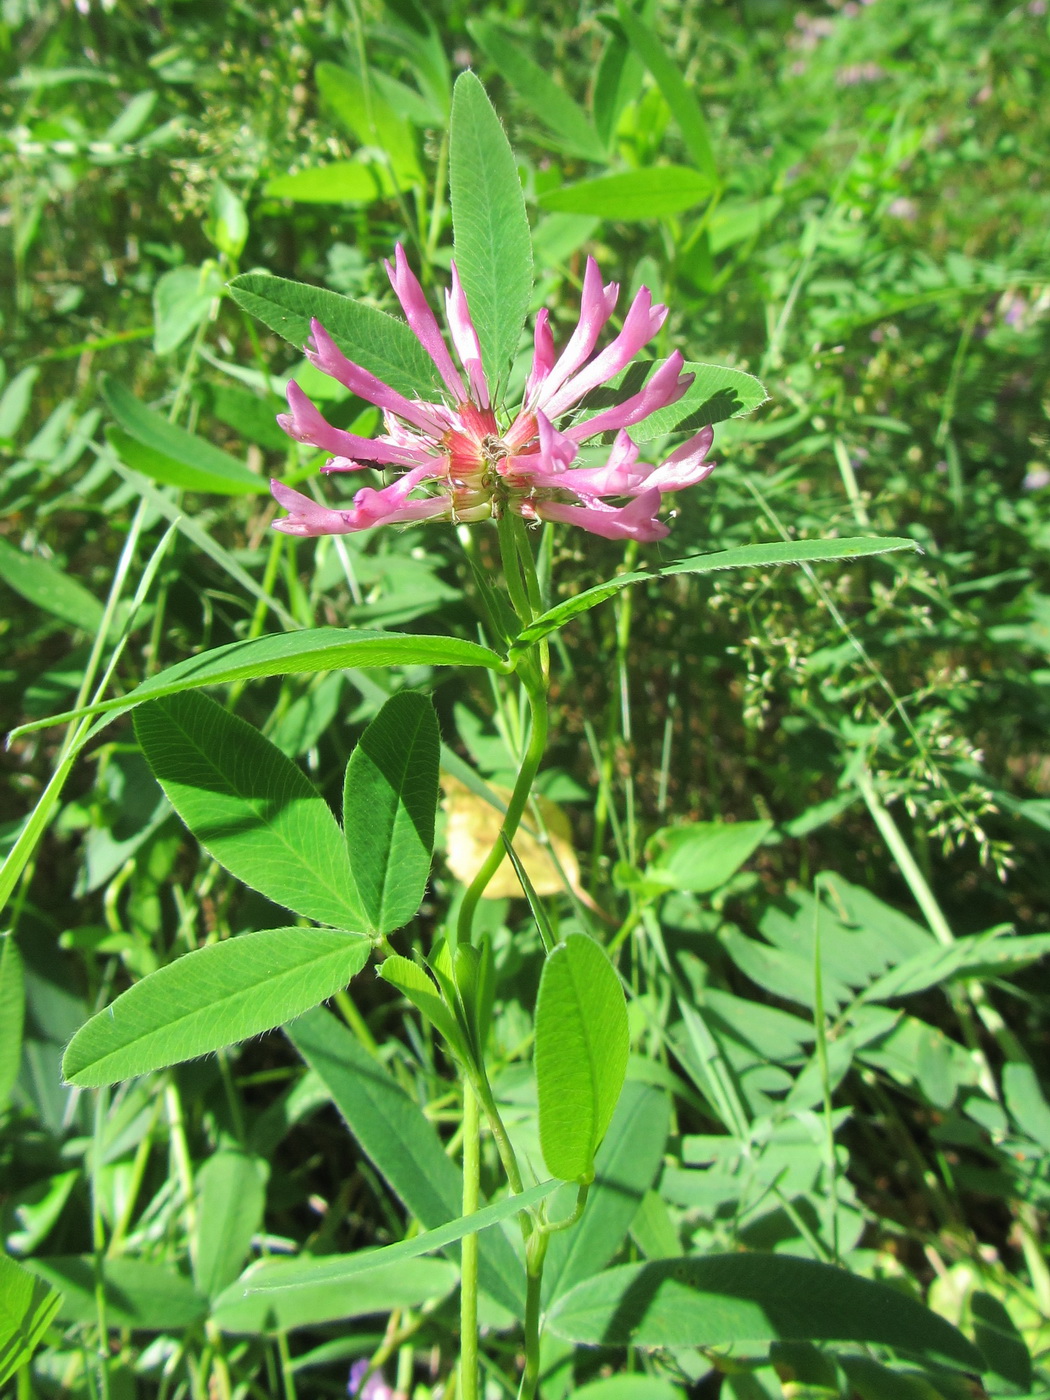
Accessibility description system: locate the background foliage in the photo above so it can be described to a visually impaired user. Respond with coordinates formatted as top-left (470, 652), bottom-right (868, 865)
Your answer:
top-left (1, 0), bottom-right (1049, 1396)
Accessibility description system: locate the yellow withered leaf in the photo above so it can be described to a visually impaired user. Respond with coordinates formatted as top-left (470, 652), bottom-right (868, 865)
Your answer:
top-left (441, 774), bottom-right (582, 900)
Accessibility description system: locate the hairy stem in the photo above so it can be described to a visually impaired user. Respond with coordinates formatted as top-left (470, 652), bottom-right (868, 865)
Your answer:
top-left (460, 1084), bottom-right (480, 1400)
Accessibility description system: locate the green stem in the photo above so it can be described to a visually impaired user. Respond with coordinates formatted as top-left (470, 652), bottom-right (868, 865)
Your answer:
top-left (457, 668), bottom-right (548, 948)
top-left (497, 510), bottom-right (533, 624)
top-left (520, 1230), bottom-right (549, 1400)
top-left (460, 1085), bottom-right (480, 1400)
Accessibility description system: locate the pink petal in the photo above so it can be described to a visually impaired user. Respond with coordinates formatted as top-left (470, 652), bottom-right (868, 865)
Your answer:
top-left (277, 382), bottom-right (426, 466)
top-left (646, 426), bottom-right (716, 493)
top-left (565, 352), bottom-right (693, 442)
top-left (527, 487), bottom-right (669, 542)
top-left (525, 308), bottom-right (555, 400)
top-left (305, 320), bottom-right (446, 435)
top-left (530, 256), bottom-right (619, 409)
top-left (446, 262), bottom-right (489, 408)
top-left (270, 479), bottom-right (359, 537)
top-left (542, 286), bottom-right (669, 420)
top-left (385, 244), bottom-right (468, 403)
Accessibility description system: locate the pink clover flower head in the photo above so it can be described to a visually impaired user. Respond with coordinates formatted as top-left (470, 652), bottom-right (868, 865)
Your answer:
top-left (271, 247), bottom-right (714, 543)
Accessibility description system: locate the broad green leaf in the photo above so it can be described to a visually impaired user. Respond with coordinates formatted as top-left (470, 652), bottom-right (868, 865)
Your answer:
top-left (645, 820), bottom-right (772, 894)
top-left (228, 273), bottom-right (445, 401)
top-left (839, 1354), bottom-right (970, 1400)
top-left (663, 537), bottom-right (922, 576)
top-left (0, 535), bottom-right (105, 633)
top-left (544, 1082), bottom-right (669, 1305)
top-left (226, 1177), bottom-right (554, 1306)
top-left (613, 0), bottom-right (717, 180)
top-left (466, 20), bottom-right (606, 161)
top-left (316, 61), bottom-right (422, 187)
top-left (24, 1257), bottom-right (206, 1331)
top-left (287, 1006), bottom-right (523, 1314)
top-left (153, 263), bottom-right (223, 355)
top-left (535, 934), bottom-right (629, 1182)
top-left (11, 628), bottom-right (506, 738)
top-left (861, 929), bottom-right (1050, 1003)
top-left (1003, 1060), bottom-right (1050, 1149)
top-left (213, 1256), bottom-right (458, 1334)
top-left (0, 1251), bottom-right (61, 1389)
top-left (344, 691), bottom-right (439, 936)
top-left (449, 71), bottom-right (533, 394)
top-left (205, 179), bottom-right (249, 261)
top-left (193, 1151), bottom-right (267, 1300)
top-left (546, 1254), bottom-right (983, 1370)
top-left (538, 167), bottom-right (714, 220)
top-left (134, 691), bottom-right (363, 927)
top-left (377, 954), bottom-right (465, 1056)
top-left (631, 360), bottom-right (768, 438)
top-left (0, 933), bottom-right (25, 1112)
top-left (62, 926), bottom-right (371, 1086)
top-left (102, 375), bottom-right (263, 493)
top-left (971, 1290), bottom-right (1032, 1394)
top-left (264, 162), bottom-right (387, 205)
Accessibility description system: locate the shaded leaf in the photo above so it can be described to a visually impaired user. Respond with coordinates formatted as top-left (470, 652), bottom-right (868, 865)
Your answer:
top-left (539, 167), bottom-right (714, 220)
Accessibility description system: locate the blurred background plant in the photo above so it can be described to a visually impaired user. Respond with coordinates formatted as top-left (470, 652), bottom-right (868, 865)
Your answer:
top-left (2, 0), bottom-right (1049, 1396)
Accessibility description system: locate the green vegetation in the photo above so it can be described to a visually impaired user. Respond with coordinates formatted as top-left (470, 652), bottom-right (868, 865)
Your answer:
top-left (2, 1), bottom-right (1049, 1397)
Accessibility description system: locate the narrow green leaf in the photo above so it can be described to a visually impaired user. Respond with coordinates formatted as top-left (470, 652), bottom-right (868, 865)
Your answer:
top-left (0, 1252), bottom-right (61, 1389)
top-left (264, 162), bottom-right (386, 205)
top-left (614, 0), bottom-right (717, 180)
top-left (0, 933), bottom-right (25, 1112)
top-left (152, 263), bottom-right (223, 356)
top-left (662, 537), bottom-right (922, 576)
top-left (107, 426), bottom-right (266, 497)
top-left (544, 1082), bottom-right (670, 1305)
top-left (23, 1257), bottom-right (206, 1331)
top-left (1003, 1060), bottom-right (1050, 1149)
top-left (193, 1152), bottom-right (267, 1300)
top-left (535, 934), bottom-right (629, 1182)
top-left (287, 1006), bottom-right (523, 1314)
top-left (449, 71), bottom-right (533, 394)
top-left (62, 927), bottom-right (371, 1086)
top-left (510, 573), bottom-right (650, 653)
top-left (228, 273), bottom-right (444, 401)
top-left (134, 692), bottom-right (363, 928)
top-left (231, 1178), bottom-right (554, 1298)
top-left (546, 1254), bottom-right (983, 1370)
top-left (538, 167), bottom-right (714, 220)
top-left (971, 1290), bottom-right (1033, 1393)
top-left (212, 1257), bottom-right (458, 1335)
top-left (101, 375), bottom-right (263, 493)
top-left (645, 820), bottom-right (772, 894)
top-left (344, 692), bottom-right (439, 936)
top-left (861, 929), bottom-right (1050, 1003)
top-left (466, 20), bottom-right (606, 161)
top-left (0, 535), bottom-right (105, 633)
top-left (10, 628), bottom-right (506, 739)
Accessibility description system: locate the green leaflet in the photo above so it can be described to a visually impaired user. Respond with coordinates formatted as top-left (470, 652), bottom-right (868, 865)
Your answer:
top-left (449, 71), bottom-right (533, 395)
top-left (192, 1151), bottom-right (267, 1300)
top-left (0, 535), bottom-right (106, 633)
top-left (315, 61), bottom-right (422, 188)
top-left (535, 934), bottom-right (629, 1182)
top-left (546, 1254), bottom-right (983, 1370)
top-left (539, 167), bottom-right (715, 220)
top-left (228, 272), bottom-right (445, 401)
top-left (343, 691), bottom-right (440, 936)
top-left (264, 162), bottom-right (388, 205)
top-left (645, 820), bottom-right (773, 894)
top-left (24, 1257), bottom-right (206, 1332)
top-left (0, 933), bottom-right (26, 1112)
top-left (62, 927), bottom-right (371, 1086)
top-left (135, 691), bottom-right (363, 929)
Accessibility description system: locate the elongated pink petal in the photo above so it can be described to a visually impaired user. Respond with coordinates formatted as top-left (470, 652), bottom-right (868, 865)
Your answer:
top-left (565, 352), bottom-right (693, 442)
top-left (385, 244), bottom-right (467, 403)
top-left (305, 320), bottom-right (447, 434)
top-left (278, 382), bottom-right (426, 466)
top-left (530, 256), bottom-right (619, 409)
top-left (646, 426), bottom-right (716, 493)
top-left (542, 287), bottom-right (669, 419)
top-left (446, 262), bottom-right (489, 408)
top-left (270, 479), bottom-right (360, 536)
top-left (525, 308), bottom-right (555, 400)
top-left (526, 487), bottom-right (669, 541)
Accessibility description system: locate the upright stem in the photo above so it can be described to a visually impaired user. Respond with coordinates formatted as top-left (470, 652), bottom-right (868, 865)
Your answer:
top-left (460, 1085), bottom-right (480, 1400)
top-left (520, 1230), bottom-right (549, 1400)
